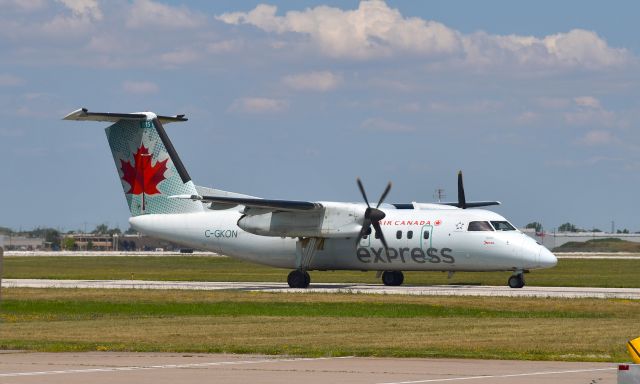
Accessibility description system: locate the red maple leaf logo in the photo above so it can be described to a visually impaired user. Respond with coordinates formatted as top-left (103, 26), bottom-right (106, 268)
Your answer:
top-left (120, 145), bottom-right (168, 195)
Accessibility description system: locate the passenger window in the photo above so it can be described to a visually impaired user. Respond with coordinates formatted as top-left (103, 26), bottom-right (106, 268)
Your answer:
top-left (396, 230), bottom-right (402, 239)
top-left (423, 231), bottom-right (429, 239)
top-left (407, 230), bottom-right (413, 239)
top-left (468, 221), bottom-right (494, 231)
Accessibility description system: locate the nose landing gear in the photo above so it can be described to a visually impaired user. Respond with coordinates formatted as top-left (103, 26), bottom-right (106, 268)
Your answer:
top-left (382, 271), bottom-right (404, 286)
top-left (287, 270), bottom-right (311, 288)
top-left (508, 273), bottom-right (525, 289)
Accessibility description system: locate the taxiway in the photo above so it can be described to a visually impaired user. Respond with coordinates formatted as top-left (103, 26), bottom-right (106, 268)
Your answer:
top-left (0, 351), bottom-right (617, 384)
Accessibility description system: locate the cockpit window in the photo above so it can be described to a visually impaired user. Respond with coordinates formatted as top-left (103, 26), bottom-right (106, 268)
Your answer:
top-left (468, 221), bottom-right (494, 231)
top-left (491, 221), bottom-right (516, 231)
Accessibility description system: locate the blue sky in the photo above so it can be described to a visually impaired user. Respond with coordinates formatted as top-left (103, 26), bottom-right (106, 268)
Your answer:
top-left (1, 0), bottom-right (639, 233)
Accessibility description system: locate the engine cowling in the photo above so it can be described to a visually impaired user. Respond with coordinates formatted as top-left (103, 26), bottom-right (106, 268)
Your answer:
top-left (237, 202), bottom-right (363, 238)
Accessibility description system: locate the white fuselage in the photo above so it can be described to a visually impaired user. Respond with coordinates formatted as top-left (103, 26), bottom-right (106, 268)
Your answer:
top-left (130, 205), bottom-right (557, 273)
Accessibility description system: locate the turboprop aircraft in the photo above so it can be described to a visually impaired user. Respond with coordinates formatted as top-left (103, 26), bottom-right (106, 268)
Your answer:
top-left (63, 108), bottom-right (557, 289)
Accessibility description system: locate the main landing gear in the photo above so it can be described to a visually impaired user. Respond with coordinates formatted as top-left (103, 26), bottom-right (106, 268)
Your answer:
top-left (508, 273), bottom-right (525, 289)
top-left (287, 270), bottom-right (310, 288)
top-left (382, 271), bottom-right (404, 286)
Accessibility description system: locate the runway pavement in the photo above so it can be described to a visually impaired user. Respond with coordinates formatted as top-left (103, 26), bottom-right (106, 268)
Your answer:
top-left (5, 251), bottom-right (640, 259)
top-left (0, 351), bottom-right (618, 384)
top-left (5, 278), bottom-right (640, 299)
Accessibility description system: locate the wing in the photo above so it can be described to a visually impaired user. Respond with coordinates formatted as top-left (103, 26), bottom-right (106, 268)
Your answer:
top-left (438, 201), bottom-right (501, 208)
top-left (171, 195), bottom-right (363, 238)
top-left (170, 194), bottom-right (322, 212)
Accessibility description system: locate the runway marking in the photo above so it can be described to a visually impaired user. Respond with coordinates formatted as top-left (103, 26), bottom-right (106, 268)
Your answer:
top-left (377, 367), bottom-right (616, 383)
top-left (0, 356), bottom-right (354, 378)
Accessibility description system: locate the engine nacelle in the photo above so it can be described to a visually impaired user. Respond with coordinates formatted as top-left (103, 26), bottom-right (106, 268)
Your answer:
top-left (237, 202), bottom-right (363, 238)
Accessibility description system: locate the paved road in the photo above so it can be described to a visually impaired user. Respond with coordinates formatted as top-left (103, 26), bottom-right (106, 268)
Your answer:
top-left (0, 352), bottom-right (618, 384)
top-left (5, 278), bottom-right (640, 299)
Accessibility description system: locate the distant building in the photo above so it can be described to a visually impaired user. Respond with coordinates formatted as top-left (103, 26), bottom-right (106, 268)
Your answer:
top-left (61, 233), bottom-right (188, 252)
top-left (521, 228), bottom-right (640, 249)
top-left (0, 235), bottom-right (45, 250)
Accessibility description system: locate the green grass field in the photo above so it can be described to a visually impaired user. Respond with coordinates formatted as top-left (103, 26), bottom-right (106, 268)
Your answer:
top-left (2, 256), bottom-right (639, 361)
top-left (553, 238), bottom-right (640, 252)
top-left (1, 288), bottom-right (637, 361)
top-left (3, 256), bottom-right (640, 287)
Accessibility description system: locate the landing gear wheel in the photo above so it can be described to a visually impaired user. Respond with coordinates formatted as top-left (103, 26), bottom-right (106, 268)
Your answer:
top-left (288, 270), bottom-right (310, 288)
top-left (382, 271), bottom-right (404, 286)
top-left (508, 274), bottom-right (525, 289)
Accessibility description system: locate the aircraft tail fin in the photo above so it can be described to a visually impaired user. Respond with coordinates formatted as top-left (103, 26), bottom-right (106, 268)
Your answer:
top-left (64, 108), bottom-right (204, 216)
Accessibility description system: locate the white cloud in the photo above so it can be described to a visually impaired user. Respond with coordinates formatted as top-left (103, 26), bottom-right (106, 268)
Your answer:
top-left (282, 71), bottom-right (342, 92)
top-left (574, 96), bottom-right (601, 109)
top-left (228, 97), bottom-right (288, 113)
top-left (41, 14), bottom-right (93, 36)
top-left (578, 130), bottom-right (615, 146)
top-left (535, 97), bottom-right (571, 110)
top-left (0, 0), bottom-right (47, 12)
top-left (361, 117), bottom-right (414, 132)
top-left (207, 39), bottom-right (243, 54)
top-left (514, 111), bottom-right (538, 125)
top-left (0, 74), bottom-right (23, 86)
top-left (217, 1), bottom-right (629, 69)
top-left (57, 0), bottom-right (102, 20)
top-left (160, 49), bottom-right (200, 66)
top-left (427, 99), bottom-right (503, 114)
top-left (565, 96), bottom-right (618, 127)
top-left (217, 2), bottom-right (461, 59)
top-left (126, 0), bottom-right (206, 29)
top-left (122, 80), bottom-right (159, 94)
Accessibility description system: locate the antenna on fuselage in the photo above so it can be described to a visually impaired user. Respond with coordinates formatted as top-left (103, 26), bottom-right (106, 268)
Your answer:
top-left (433, 188), bottom-right (446, 202)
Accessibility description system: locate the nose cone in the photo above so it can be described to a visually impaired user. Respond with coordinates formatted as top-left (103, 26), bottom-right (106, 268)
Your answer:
top-left (538, 246), bottom-right (558, 269)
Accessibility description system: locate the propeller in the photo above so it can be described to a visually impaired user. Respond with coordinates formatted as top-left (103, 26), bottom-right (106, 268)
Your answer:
top-left (457, 170), bottom-right (467, 209)
top-left (356, 178), bottom-right (392, 254)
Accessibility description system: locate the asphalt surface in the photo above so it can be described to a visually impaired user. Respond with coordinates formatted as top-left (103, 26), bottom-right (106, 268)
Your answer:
top-left (0, 352), bottom-right (618, 384)
top-left (5, 278), bottom-right (640, 299)
top-left (5, 251), bottom-right (640, 259)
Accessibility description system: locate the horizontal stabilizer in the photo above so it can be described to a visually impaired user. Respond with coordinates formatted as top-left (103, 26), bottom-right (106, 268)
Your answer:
top-left (63, 108), bottom-right (187, 124)
top-left (170, 195), bottom-right (322, 211)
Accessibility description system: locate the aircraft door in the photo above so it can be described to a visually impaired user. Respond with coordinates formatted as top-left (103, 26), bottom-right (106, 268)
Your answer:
top-left (420, 225), bottom-right (433, 251)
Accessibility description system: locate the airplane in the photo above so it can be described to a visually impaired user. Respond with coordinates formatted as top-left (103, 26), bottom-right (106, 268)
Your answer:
top-left (63, 108), bottom-right (557, 289)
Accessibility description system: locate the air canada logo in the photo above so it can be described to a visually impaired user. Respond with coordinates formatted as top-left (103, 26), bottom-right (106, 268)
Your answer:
top-left (120, 144), bottom-right (168, 195)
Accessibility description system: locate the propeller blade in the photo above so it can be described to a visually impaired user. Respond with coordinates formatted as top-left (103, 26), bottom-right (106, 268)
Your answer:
top-left (457, 170), bottom-right (467, 209)
top-left (372, 221), bottom-right (389, 254)
top-left (375, 182), bottom-right (392, 208)
top-left (356, 178), bottom-right (371, 207)
top-left (355, 217), bottom-right (372, 246)
top-left (355, 179), bottom-right (391, 253)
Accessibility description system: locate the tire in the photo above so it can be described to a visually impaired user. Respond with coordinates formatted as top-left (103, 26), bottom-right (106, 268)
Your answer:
top-left (382, 271), bottom-right (404, 286)
top-left (508, 274), bottom-right (525, 289)
top-left (287, 270), bottom-right (310, 288)
top-left (393, 271), bottom-right (404, 286)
